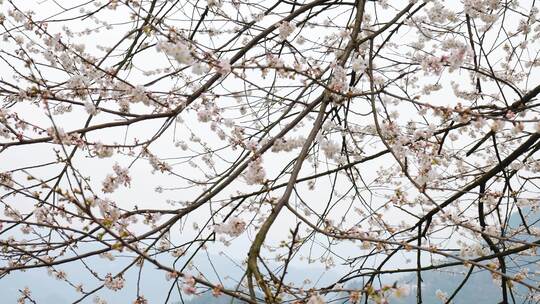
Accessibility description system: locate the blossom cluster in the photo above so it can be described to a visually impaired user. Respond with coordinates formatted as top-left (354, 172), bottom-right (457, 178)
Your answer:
top-left (278, 21), bottom-right (296, 40)
top-left (104, 273), bottom-right (125, 291)
top-left (244, 157), bottom-right (266, 185)
top-left (47, 127), bottom-right (81, 146)
top-left (214, 216), bottom-right (246, 237)
top-left (156, 40), bottom-right (193, 65)
top-left (102, 164), bottom-right (131, 193)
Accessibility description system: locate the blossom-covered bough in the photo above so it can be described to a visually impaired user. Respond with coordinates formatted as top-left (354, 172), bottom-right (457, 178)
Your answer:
top-left (1, 0), bottom-right (540, 303)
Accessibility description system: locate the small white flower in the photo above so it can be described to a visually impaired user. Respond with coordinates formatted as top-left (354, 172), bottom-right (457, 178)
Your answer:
top-left (156, 41), bottom-right (193, 65)
top-left (244, 157), bottom-right (266, 185)
top-left (351, 57), bottom-right (367, 73)
top-left (307, 294), bottom-right (325, 304)
top-left (192, 62), bottom-right (209, 75)
top-left (278, 21), bottom-right (295, 40)
top-left (84, 101), bottom-right (97, 115)
top-left (216, 60), bottom-right (231, 75)
top-left (104, 274), bottom-right (125, 291)
top-left (435, 289), bottom-right (448, 301)
top-left (214, 216), bottom-right (246, 237)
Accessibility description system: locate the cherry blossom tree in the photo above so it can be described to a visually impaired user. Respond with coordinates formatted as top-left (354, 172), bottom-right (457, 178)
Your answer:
top-left (1, 0), bottom-right (540, 303)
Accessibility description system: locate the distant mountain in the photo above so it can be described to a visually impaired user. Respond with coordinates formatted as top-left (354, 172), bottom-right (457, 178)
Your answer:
top-left (179, 292), bottom-right (258, 304)
top-left (1, 209), bottom-right (536, 303)
top-left (183, 209), bottom-right (539, 304)
top-left (0, 247), bottom-right (338, 303)
top-left (392, 267), bottom-right (515, 303)
top-left (391, 208), bottom-right (539, 303)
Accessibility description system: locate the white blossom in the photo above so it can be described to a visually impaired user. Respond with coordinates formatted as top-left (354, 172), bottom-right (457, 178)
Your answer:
top-left (351, 57), bottom-right (367, 73)
top-left (320, 139), bottom-right (340, 159)
top-left (307, 294), bottom-right (326, 304)
top-left (216, 60), bottom-right (231, 75)
top-left (156, 41), bottom-right (193, 65)
top-left (104, 274), bottom-right (125, 291)
top-left (84, 100), bottom-right (97, 115)
top-left (278, 21), bottom-right (295, 40)
top-left (214, 216), bottom-right (246, 237)
top-left (244, 157), bottom-right (266, 185)
top-left (102, 164), bottom-right (131, 193)
top-left (192, 62), bottom-right (209, 75)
